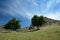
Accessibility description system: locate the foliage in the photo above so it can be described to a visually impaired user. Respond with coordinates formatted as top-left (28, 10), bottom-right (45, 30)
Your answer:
top-left (31, 15), bottom-right (39, 26)
top-left (31, 15), bottom-right (46, 30)
top-left (4, 18), bottom-right (21, 30)
top-left (38, 16), bottom-right (46, 26)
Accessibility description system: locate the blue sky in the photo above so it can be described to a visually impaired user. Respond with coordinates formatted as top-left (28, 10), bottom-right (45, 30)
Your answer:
top-left (0, 0), bottom-right (60, 27)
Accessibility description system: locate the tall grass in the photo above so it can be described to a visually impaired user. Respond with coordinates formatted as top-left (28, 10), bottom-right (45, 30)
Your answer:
top-left (0, 25), bottom-right (60, 40)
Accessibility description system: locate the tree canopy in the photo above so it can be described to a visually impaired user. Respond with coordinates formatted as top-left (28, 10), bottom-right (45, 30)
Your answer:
top-left (31, 15), bottom-right (46, 30)
top-left (4, 18), bottom-right (21, 30)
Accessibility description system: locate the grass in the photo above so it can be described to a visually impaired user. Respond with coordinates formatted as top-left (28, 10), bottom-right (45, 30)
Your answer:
top-left (0, 25), bottom-right (60, 40)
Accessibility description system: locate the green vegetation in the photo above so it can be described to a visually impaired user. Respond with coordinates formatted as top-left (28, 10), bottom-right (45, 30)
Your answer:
top-left (0, 15), bottom-right (60, 40)
top-left (31, 15), bottom-right (46, 30)
top-left (4, 18), bottom-right (21, 30)
top-left (0, 25), bottom-right (60, 40)
top-left (31, 15), bottom-right (39, 26)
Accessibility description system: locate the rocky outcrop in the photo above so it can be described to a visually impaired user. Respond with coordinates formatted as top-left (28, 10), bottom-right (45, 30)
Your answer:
top-left (43, 17), bottom-right (60, 26)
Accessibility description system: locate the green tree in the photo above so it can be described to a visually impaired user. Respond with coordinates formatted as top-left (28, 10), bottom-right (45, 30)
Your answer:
top-left (4, 18), bottom-right (21, 30)
top-left (31, 15), bottom-right (39, 26)
top-left (37, 16), bottom-right (46, 30)
top-left (38, 16), bottom-right (45, 26)
top-left (16, 20), bottom-right (21, 29)
top-left (31, 15), bottom-right (46, 30)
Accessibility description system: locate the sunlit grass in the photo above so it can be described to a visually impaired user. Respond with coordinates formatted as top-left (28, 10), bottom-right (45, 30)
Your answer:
top-left (0, 25), bottom-right (60, 40)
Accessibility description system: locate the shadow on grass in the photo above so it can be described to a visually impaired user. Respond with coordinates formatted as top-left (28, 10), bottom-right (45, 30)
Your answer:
top-left (28, 29), bottom-right (40, 32)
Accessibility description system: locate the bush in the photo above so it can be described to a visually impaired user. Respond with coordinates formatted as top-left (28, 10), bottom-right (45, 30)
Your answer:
top-left (31, 15), bottom-right (46, 30)
top-left (4, 18), bottom-right (21, 30)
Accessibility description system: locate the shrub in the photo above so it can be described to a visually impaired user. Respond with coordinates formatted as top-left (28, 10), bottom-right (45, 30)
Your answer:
top-left (4, 18), bottom-right (21, 30)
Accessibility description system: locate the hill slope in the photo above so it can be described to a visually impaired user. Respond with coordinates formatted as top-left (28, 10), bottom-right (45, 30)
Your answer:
top-left (44, 17), bottom-right (60, 26)
top-left (0, 25), bottom-right (60, 40)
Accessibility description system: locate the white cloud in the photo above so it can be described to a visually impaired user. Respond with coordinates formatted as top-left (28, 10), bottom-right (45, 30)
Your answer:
top-left (27, 0), bottom-right (38, 6)
top-left (25, 13), bottom-right (42, 20)
top-left (1, 0), bottom-right (60, 20)
top-left (25, 13), bottom-right (34, 20)
top-left (56, 0), bottom-right (60, 3)
top-left (44, 12), bottom-right (60, 20)
top-left (46, 0), bottom-right (56, 12)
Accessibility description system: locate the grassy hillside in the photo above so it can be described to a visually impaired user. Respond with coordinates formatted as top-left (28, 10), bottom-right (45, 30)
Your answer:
top-left (0, 25), bottom-right (60, 40)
